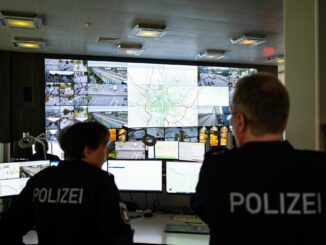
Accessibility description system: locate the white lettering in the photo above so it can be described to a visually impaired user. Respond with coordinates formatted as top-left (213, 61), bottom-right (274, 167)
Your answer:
top-left (33, 188), bottom-right (39, 202)
top-left (79, 189), bottom-right (83, 204)
top-left (246, 193), bottom-right (262, 214)
top-left (33, 187), bottom-right (84, 205)
top-left (280, 193), bottom-right (285, 214)
top-left (60, 188), bottom-right (69, 203)
top-left (47, 188), bottom-right (56, 203)
top-left (264, 193), bottom-right (279, 215)
top-left (69, 188), bottom-right (79, 204)
top-left (317, 193), bottom-right (322, 214)
top-left (302, 193), bottom-right (317, 215)
top-left (229, 192), bottom-right (322, 216)
top-left (287, 193), bottom-right (301, 215)
top-left (230, 192), bottom-right (244, 213)
top-left (56, 188), bottom-right (61, 203)
top-left (38, 188), bottom-right (47, 203)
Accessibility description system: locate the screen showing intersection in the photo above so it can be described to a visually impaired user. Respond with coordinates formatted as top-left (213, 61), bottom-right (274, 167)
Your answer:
top-left (45, 59), bottom-right (256, 141)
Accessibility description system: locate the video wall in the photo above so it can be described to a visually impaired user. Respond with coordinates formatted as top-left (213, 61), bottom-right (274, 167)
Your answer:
top-left (45, 58), bottom-right (256, 142)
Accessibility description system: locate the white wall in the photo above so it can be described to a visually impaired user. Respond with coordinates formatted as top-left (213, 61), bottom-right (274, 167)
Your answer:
top-left (284, 0), bottom-right (319, 150)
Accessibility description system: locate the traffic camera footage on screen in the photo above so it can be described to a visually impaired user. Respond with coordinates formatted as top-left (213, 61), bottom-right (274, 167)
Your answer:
top-left (45, 59), bottom-right (256, 141)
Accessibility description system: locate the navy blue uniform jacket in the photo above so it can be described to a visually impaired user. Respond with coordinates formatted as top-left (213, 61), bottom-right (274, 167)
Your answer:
top-left (0, 160), bottom-right (133, 245)
top-left (191, 141), bottom-right (326, 245)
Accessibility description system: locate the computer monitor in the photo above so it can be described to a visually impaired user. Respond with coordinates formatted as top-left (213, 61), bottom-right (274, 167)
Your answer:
top-left (102, 161), bottom-right (108, 171)
top-left (50, 160), bottom-right (60, 166)
top-left (0, 160), bottom-right (50, 197)
top-left (115, 141), bottom-right (146, 160)
top-left (166, 161), bottom-right (202, 194)
top-left (108, 160), bottom-right (162, 192)
top-left (178, 142), bottom-right (205, 162)
top-left (154, 141), bottom-right (178, 159)
top-left (50, 142), bottom-right (64, 160)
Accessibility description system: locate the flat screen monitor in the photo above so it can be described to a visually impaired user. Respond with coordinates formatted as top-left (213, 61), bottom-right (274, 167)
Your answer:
top-left (50, 142), bottom-right (64, 160)
top-left (166, 161), bottom-right (202, 194)
top-left (108, 160), bottom-right (162, 192)
top-left (154, 141), bottom-right (178, 159)
top-left (50, 160), bottom-right (60, 166)
top-left (178, 142), bottom-right (205, 162)
top-left (115, 141), bottom-right (146, 159)
top-left (0, 160), bottom-right (50, 197)
top-left (102, 161), bottom-right (108, 171)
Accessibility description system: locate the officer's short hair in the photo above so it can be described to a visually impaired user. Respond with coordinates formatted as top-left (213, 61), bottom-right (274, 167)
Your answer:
top-left (35, 138), bottom-right (49, 153)
top-left (59, 122), bottom-right (108, 160)
top-left (232, 73), bottom-right (290, 135)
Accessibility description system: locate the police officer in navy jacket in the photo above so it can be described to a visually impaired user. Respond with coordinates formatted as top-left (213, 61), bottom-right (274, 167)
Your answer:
top-left (191, 73), bottom-right (326, 245)
top-left (0, 122), bottom-right (133, 245)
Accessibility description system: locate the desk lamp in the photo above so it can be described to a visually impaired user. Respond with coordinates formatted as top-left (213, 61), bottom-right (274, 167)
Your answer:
top-left (18, 132), bottom-right (46, 160)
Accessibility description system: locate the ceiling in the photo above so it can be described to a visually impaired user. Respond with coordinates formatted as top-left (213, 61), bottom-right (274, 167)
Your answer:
top-left (0, 0), bottom-right (283, 65)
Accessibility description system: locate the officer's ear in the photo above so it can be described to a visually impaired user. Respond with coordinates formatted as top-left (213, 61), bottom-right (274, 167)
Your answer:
top-left (82, 146), bottom-right (94, 158)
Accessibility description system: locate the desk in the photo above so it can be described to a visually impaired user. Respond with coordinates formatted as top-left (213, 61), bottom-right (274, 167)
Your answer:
top-left (132, 214), bottom-right (209, 245)
top-left (23, 214), bottom-right (210, 245)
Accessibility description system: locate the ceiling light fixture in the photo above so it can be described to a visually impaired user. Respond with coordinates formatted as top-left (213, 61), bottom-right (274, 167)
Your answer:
top-left (98, 37), bottom-right (122, 44)
top-left (231, 33), bottom-right (266, 46)
top-left (116, 43), bottom-right (144, 56)
top-left (129, 23), bottom-right (167, 38)
top-left (0, 11), bottom-right (42, 29)
top-left (265, 55), bottom-right (285, 64)
top-left (198, 50), bottom-right (226, 60)
top-left (13, 38), bottom-right (45, 49)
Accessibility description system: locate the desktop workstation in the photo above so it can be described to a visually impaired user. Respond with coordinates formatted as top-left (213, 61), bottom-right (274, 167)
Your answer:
top-left (1, 141), bottom-right (209, 244)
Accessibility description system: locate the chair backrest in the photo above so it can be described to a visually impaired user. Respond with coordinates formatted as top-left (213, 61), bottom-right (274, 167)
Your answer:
top-left (12, 141), bottom-right (32, 160)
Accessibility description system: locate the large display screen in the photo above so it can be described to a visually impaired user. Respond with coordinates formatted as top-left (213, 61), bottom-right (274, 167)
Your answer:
top-left (0, 160), bottom-right (50, 197)
top-left (178, 142), bottom-right (205, 162)
top-left (166, 161), bottom-right (202, 194)
top-left (154, 141), bottom-right (179, 159)
top-left (45, 58), bottom-right (256, 141)
top-left (107, 160), bottom-right (162, 192)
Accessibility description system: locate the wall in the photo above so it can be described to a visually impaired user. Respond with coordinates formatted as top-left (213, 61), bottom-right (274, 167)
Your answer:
top-left (319, 0), bottom-right (326, 151)
top-left (0, 51), bottom-right (10, 142)
top-left (284, 0), bottom-right (319, 150)
top-left (0, 51), bottom-right (45, 143)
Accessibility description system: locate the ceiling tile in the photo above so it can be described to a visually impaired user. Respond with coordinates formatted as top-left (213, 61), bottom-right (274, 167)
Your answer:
top-left (73, 6), bottom-right (110, 28)
top-left (114, 0), bottom-right (155, 14)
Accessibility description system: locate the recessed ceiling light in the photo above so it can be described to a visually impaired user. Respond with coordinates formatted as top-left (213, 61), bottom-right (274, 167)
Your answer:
top-left (198, 50), bottom-right (226, 60)
top-left (129, 23), bottom-right (167, 38)
top-left (116, 43), bottom-right (144, 56)
top-left (231, 33), bottom-right (266, 46)
top-left (13, 38), bottom-right (45, 49)
top-left (97, 37), bottom-right (122, 44)
top-left (265, 55), bottom-right (285, 64)
top-left (0, 11), bottom-right (42, 29)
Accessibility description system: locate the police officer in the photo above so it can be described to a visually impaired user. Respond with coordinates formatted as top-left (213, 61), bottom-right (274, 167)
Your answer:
top-left (191, 73), bottom-right (326, 245)
top-left (0, 122), bottom-right (133, 245)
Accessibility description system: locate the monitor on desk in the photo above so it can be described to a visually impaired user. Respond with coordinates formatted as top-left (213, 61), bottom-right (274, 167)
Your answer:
top-left (154, 141), bottom-right (178, 159)
top-left (108, 160), bottom-right (162, 192)
top-left (0, 160), bottom-right (50, 197)
top-left (115, 141), bottom-right (146, 160)
top-left (166, 161), bottom-right (202, 194)
top-left (178, 142), bottom-right (205, 162)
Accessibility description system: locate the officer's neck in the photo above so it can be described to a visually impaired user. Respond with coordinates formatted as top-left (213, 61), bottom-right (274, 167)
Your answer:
top-left (239, 128), bottom-right (284, 147)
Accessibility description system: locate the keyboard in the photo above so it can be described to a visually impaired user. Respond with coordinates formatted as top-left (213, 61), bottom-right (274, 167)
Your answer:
top-left (172, 215), bottom-right (203, 224)
top-left (165, 223), bottom-right (210, 234)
